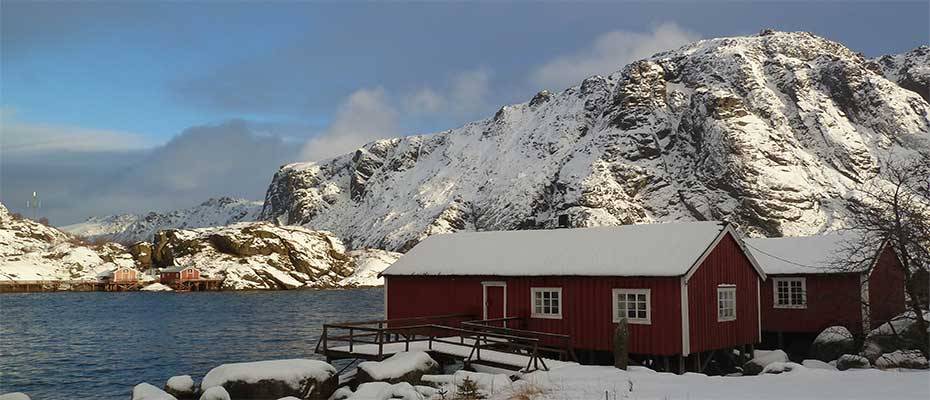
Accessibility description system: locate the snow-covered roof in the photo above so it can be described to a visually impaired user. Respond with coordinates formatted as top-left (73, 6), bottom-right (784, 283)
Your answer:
top-left (744, 232), bottom-right (867, 275)
top-left (382, 222), bottom-right (733, 277)
top-left (162, 265), bottom-right (196, 273)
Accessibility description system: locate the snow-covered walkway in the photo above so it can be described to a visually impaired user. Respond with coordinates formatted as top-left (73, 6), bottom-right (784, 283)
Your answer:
top-left (331, 337), bottom-right (576, 371)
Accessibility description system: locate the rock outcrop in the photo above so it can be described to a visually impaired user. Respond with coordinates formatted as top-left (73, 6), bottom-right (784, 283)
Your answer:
top-left (870, 46), bottom-right (930, 101)
top-left (150, 222), bottom-right (400, 289)
top-left (261, 31), bottom-right (930, 252)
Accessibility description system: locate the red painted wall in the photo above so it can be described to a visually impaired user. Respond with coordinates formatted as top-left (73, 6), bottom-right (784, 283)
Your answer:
top-left (386, 275), bottom-right (683, 355)
top-left (761, 274), bottom-right (862, 333)
top-left (868, 246), bottom-right (906, 329)
top-left (686, 233), bottom-right (761, 354)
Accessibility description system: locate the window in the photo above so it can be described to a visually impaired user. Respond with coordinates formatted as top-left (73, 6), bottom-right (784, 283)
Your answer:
top-left (773, 277), bottom-right (807, 309)
top-left (531, 288), bottom-right (562, 319)
top-left (717, 285), bottom-right (736, 322)
top-left (612, 289), bottom-right (651, 324)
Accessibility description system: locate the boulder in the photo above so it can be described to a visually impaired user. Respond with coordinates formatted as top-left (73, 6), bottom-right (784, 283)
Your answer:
top-left (836, 354), bottom-right (871, 371)
top-left (810, 326), bottom-right (855, 362)
top-left (198, 387), bottom-right (230, 400)
top-left (761, 362), bottom-right (805, 374)
top-left (0, 393), bottom-right (31, 400)
top-left (165, 375), bottom-right (196, 399)
top-left (801, 359), bottom-right (837, 370)
top-left (356, 352), bottom-right (441, 385)
top-left (201, 359), bottom-right (337, 400)
top-left (742, 350), bottom-right (788, 376)
top-left (331, 382), bottom-right (434, 400)
top-left (874, 350), bottom-right (929, 369)
top-left (132, 383), bottom-right (178, 400)
top-left (862, 311), bottom-right (930, 362)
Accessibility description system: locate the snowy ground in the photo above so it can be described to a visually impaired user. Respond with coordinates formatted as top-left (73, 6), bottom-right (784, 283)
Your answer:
top-left (509, 365), bottom-right (929, 400)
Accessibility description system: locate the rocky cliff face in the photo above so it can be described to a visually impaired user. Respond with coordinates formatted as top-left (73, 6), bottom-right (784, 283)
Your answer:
top-left (261, 30), bottom-right (930, 252)
top-left (0, 203), bottom-right (137, 282)
top-left (61, 197), bottom-right (263, 244)
top-left (870, 46), bottom-right (930, 102)
top-left (149, 222), bottom-right (401, 289)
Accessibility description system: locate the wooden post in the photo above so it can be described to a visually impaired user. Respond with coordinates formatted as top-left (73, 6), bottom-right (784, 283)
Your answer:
top-left (777, 331), bottom-right (784, 350)
top-left (663, 356), bottom-right (670, 372)
top-left (613, 318), bottom-right (629, 369)
top-left (677, 354), bottom-right (685, 374)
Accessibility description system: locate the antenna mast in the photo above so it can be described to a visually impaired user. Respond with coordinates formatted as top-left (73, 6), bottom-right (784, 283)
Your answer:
top-left (26, 191), bottom-right (41, 221)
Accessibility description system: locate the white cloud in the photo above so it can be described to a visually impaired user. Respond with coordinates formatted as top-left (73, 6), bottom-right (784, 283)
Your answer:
top-left (531, 23), bottom-right (700, 90)
top-left (1, 109), bottom-right (155, 155)
top-left (402, 68), bottom-right (492, 117)
top-left (300, 88), bottom-right (399, 161)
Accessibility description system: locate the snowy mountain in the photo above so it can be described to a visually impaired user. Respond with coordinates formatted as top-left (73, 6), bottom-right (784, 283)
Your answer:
top-left (61, 197), bottom-right (263, 244)
top-left (261, 30), bottom-right (930, 252)
top-left (870, 45), bottom-right (930, 102)
top-left (148, 223), bottom-right (401, 289)
top-left (0, 203), bottom-right (137, 283)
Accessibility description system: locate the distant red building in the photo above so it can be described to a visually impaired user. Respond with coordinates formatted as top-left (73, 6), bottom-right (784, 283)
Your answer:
top-left (159, 265), bottom-right (201, 284)
top-left (380, 222), bottom-right (766, 368)
top-left (110, 267), bottom-right (141, 283)
top-left (746, 234), bottom-right (906, 335)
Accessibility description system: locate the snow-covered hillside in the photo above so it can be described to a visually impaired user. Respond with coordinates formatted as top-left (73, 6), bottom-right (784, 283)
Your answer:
top-left (261, 30), bottom-right (930, 252)
top-left (149, 222), bottom-right (401, 289)
top-left (61, 197), bottom-right (262, 244)
top-left (0, 203), bottom-right (136, 282)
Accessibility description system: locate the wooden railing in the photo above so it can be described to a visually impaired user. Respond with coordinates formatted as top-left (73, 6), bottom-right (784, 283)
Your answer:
top-left (463, 317), bottom-right (578, 362)
top-left (316, 314), bottom-right (561, 371)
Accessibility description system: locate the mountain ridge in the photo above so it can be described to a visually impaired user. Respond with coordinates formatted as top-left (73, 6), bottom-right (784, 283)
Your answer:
top-left (260, 30), bottom-right (930, 252)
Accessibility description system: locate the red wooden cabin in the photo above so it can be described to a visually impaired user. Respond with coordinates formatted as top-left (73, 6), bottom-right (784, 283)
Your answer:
top-left (380, 222), bottom-right (766, 367)
top-left (110, 267), bottom-right (141, 283)
top-left (746, 234), bottom-right (905, 335)
top-left (159, 265), bottom-right (201, 284)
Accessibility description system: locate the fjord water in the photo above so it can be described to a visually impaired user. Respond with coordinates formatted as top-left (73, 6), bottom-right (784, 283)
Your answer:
top-left (0, 289), bottom-right (384, 399)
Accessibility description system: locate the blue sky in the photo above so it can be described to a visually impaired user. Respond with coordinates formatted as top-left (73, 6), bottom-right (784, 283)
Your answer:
top-left (2, 1), bottom-right (928, 224)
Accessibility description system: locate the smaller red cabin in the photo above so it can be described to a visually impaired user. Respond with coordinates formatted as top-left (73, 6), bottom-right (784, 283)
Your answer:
top-left (160, 266), bottom-right (201, 284)
top-left (746, 234), bottom-right (906, 335)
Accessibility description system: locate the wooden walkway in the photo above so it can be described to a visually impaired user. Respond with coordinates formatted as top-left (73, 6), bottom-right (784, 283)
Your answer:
top-left (316, 314), bottom-right (577, 372)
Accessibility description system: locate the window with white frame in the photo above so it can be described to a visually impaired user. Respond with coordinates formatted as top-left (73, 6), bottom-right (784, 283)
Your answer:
top-left (613, 289), bottom-right (651, 324)
top-left (717, 285), bottom-right (736, 322)
top-left (773, 277), bottom-right (807, 308)
top-left (531, 288), bottom-right (562, 319)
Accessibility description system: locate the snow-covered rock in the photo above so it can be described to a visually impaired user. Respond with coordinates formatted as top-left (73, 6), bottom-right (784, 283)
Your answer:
top-left (356, 352), bottom-right (440, 385)
top-left (0, 203), bottom-right (138, 284)
top-left (141, 283), bottom-right (174, 292)
top-left (862, 311), bottom-right (930, 362)
top-left (836, 354), bottom-right (871, 371)
top-left (761, 361), bottom-right (806, 374)
top-left (802, 359), bottom-right (837, 370)
top-left (810, 326), bottom-right (855, 362)
top-left (261, 31), bottom-right (930, 252)
top-left (875, 350), bottom-right (929, 370)
top-left (197, 387), bottom-right (229, 400)
top-left (132, 383), bottom-right (178, 400)
top-left (61, 197), bottom-right (262, 244)
top-left (200, 359), bottom-right (337, 400)
top-left (743, 350), bottom-right (789, 376)
top-left (150, 222), bottom-right (395, 289)
top-left (0, 393), bottom-right (31, 400)
top-left (870, 45), bottom-right (930, 101)
top-left (331, 382), bottom-right (436, 400)
top-left (165, 375), bottom-right (195, 398)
